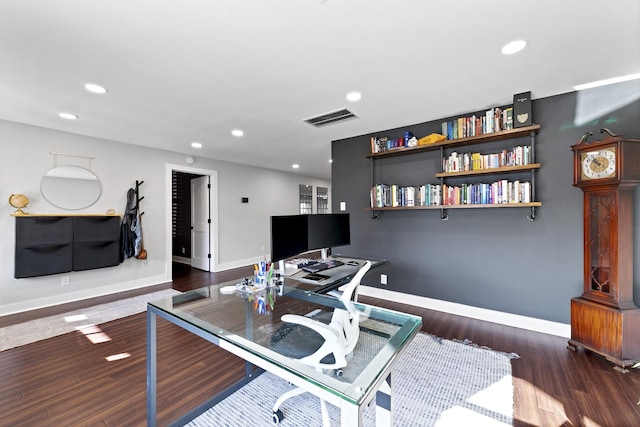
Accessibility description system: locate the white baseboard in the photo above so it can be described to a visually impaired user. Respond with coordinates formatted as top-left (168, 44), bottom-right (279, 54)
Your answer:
top-left (359, 285), bottom-right (571, 338)
top-left (0, 273), bottom-right (171, 317)
top-left (215, 256), bottom-right (266, 272)
top-left (172, 256), bottom-right (191, 265)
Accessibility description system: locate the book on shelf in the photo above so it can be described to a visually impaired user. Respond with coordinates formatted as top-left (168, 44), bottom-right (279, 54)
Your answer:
top-left (370, 135), bottom-right (410, 154)
top-left (441, 145), bottom-right (532, 173)
top-left (371, 179), bottom-right (532, 208)
top-left (440, 105), bottom-right (516, 142)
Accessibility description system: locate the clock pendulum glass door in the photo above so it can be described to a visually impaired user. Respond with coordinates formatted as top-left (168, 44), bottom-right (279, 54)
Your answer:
top-left (587, 193), bottom-right (612, 294)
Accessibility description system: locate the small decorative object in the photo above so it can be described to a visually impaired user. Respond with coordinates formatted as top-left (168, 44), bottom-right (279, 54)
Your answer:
top-left (106, 208), bottom-right (116, 215)
top-left (513, 91), bottom-right (533, 128)
top-left (407, 137), bottom-right (418, 147)
top-left (404, 131), bottom-right (414, 146)
top-left (418, 133), bottom-right (446, 146)
top-left (9, 193), bottom-right (29, 215)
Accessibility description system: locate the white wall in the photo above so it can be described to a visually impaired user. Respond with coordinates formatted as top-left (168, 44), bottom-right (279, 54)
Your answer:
top-left (0, 120), bottom-right (329, 316)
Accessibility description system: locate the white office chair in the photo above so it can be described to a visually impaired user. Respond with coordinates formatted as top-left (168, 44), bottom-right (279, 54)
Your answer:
top-left (270, 261), bottom-right (372, 426)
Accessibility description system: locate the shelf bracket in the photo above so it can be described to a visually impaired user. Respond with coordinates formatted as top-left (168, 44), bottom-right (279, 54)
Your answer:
top-left (527, 207), bottom-right (537, 221)
top-left (440, 209), bottom-right (449, 221)
top-left (370, 210), bottom-right (379, 220)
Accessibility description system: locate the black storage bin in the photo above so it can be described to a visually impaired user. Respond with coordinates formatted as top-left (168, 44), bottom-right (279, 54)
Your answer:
top-left (73, 241), bottom-right (120, 271)
top-left (16, 216), bottom-right (73, 246)
top-left (74, 216), bottom-right (120, 242)
top-left (15, 244), bottom-right (74, 278)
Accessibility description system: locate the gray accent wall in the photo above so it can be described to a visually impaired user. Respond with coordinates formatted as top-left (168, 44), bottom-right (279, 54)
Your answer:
top-left (332, 90), bottom-right (640, 324)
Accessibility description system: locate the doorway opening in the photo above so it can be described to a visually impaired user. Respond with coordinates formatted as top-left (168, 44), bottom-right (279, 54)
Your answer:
top-left (166, 164), bottom-right (218, 279)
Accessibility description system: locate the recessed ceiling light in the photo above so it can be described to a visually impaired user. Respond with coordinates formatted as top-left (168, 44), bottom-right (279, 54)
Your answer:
top-left (573, 72), bottom-right (640, 91)
top-left (231, 129), bottom-right (244, 137)
top-left (59, 112), bottom-right (78, 120)
top-left (346, 91), bottom-right (362, 102)
top-left (292, 164), bottom-right (300, 169)
top-left (329, 159), bottom-right (333, 163)
top-left (191, 142), bottom-right (202, 148)
top-left (84, 83), bottom-right (107, 94)
top-left (501, 40), bottom-right (527, 55)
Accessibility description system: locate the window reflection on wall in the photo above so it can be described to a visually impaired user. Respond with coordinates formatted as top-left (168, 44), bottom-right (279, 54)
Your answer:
top-left (317, 187), bottom-right (328, 214)
top-left (299, 184), bottom-right (313, 214)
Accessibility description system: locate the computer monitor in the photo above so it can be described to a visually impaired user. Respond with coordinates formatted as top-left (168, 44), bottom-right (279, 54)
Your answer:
top-left (270, 214), bottom-right (309, 264)
top-left (308, 213), bottom-right (350, 258)
top-left (270, 213), bottom-right (351, 264)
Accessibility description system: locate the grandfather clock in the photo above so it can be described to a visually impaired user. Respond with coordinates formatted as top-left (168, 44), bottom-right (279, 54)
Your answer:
top-left (567, 129), bottom-right (640, 372)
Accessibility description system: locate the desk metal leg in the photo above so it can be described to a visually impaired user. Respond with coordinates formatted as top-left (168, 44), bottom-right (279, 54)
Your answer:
top-left (341, 400), bottom-right (363, 426)
top-left (245, 299), bottom-right (254, 379)
top-left (147, 309), bottom-right (157, 427)
top-left (376, 374), bottom-right (392, 427)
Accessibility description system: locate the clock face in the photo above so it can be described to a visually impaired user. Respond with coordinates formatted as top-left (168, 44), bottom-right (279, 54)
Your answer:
top-left (581, 147), bottom-right (617, 180)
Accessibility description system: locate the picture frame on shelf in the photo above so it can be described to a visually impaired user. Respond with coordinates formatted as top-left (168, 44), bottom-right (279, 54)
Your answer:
top-left (513, 91), bottom-right (533, 128)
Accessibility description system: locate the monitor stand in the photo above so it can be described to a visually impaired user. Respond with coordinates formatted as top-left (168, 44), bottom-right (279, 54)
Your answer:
top-left (277, 259), bottom-right (297, 277)
top-left (321, 247), bottom-right (329, 261)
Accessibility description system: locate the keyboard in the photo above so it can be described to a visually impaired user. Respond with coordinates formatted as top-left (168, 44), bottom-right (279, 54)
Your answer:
top-left (303, 273), bottom-right (330, 282)
top-left (301, 260), bottom-right (344, 273)
top-left (286, 258), bottom-right (318, 269)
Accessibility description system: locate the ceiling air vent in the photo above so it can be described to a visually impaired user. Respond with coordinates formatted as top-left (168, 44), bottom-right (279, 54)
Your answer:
top-left (303, 108), bottom-right (357, 127)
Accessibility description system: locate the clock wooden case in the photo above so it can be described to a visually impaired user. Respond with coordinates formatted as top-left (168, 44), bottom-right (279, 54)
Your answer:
top-left (568, 129), bottom-right (640, 371)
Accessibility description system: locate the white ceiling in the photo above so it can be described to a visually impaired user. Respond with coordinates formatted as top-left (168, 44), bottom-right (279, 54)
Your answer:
top-left (1, 0), bottom-right (639, 180)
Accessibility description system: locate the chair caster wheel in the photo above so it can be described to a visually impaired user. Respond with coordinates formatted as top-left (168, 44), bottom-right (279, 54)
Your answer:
top-left (335, 368), bottom-right (344, 378)
top-left (273, 409), bottom-right (284, 424)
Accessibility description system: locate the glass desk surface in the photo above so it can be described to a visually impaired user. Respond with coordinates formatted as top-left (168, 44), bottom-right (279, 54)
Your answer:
top-left (148, 281), bottom-right (422, 405)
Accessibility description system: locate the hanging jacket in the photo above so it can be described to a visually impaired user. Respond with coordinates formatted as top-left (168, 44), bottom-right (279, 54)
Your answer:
top-left (120, 188), bottom-right (140, 261)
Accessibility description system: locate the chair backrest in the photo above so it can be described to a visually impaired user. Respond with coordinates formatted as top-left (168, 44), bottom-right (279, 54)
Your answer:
top-left (338, 260), bottom-right (372, 304)
top-left (330, 261), bottom-right (371, 355)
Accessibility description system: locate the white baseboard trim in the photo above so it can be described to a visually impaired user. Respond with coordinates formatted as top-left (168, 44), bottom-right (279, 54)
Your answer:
top-left (359, 285), bottom-right (571, 338)
top-left (215, 256), bottom-right (266, 272)
top-left (172, 256), bottom-right (191, 265)
top-left (0, 273), bottom-right (171, 318)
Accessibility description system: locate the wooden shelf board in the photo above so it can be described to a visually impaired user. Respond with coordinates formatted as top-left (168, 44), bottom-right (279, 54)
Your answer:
top-left (11, 213), bottom-right (122, 217)
top-left (435, 163), bottom-right (541, 178)
top-left (366, 124), bottom-right (540, 159)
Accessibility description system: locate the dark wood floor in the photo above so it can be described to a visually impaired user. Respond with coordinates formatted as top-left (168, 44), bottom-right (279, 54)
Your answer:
top-left (2, 263), bottom-right (640, 426)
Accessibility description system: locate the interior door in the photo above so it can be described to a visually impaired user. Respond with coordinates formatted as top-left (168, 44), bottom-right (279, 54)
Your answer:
top-left (190, 175), bottom-right (210, 271)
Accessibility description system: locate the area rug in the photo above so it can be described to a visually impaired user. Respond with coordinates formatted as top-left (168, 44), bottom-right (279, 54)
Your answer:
top-left (185, 332), bottom-right (519, 427)
top-left (0, 288), bottom-right (180, 352)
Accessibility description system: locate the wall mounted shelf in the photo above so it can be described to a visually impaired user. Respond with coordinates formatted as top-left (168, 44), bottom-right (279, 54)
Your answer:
top-left (366, 125), bottom-right (541, 159)
top-left (435, 163), bottom-right (541, 178)
top-left (367, 121), bottom-right (542, 220)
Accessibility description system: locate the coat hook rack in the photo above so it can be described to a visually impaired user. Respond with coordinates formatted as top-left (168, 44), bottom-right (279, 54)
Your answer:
top-left (135, 180), bottom-right (145, 216)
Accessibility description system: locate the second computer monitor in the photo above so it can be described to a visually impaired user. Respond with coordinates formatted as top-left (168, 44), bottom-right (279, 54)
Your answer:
top-left (307, 213), bottom-right (350, 253)
top-left (270, 213), bottom-right (351, 263)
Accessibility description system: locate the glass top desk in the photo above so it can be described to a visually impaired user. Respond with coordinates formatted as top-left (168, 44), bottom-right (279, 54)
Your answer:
top-left (147, 280), bottom-right (422, 426)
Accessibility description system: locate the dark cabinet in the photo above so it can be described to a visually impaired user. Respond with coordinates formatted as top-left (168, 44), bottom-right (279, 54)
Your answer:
top-left (14, 215), bottom-right (121, 278)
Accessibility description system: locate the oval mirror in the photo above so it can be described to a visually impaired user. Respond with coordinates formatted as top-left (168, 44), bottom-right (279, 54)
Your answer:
top-left (40, 166), bottom-right (102, 210)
